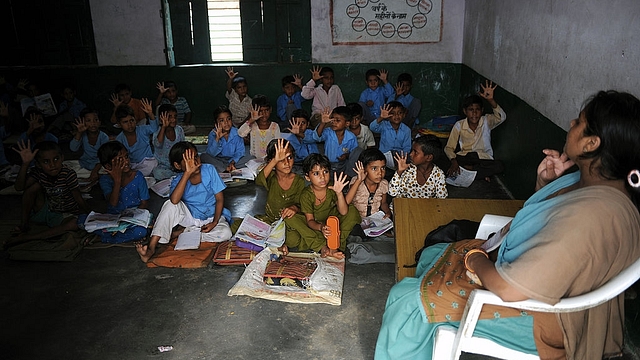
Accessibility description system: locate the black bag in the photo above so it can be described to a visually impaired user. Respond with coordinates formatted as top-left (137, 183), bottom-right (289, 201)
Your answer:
top-left (412, 219), bottom-right (480, 265)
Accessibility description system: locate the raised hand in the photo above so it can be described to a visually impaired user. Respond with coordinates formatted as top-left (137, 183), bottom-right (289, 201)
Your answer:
top-left (329, 172), bottom-right (349, 193)
top-left (27, 113), bottom-right (43, 134)
top-left (156, 82), bottom-right (167, 94)
top-left (110, 93), bottom-right (122, 108)
top-left (183, 148), bottom-right (201, 175)
top-left (394, 151), bottom-right (409, 174)
top-left (74, 117), bottom-right (88, 133)
top-left (378, 69), bottom-right (388, 83)
top-left (107, 156), bottom-right (126, 180)
top-left (321, 107), bottom-right (332, 124)
top-left (478, 80), bottom-right (497, 101)
top-left (292, 74), bottom-right (303, 88)
top-left (225, 67), bottom-right (238, 79)
top-left (288, 118), bottom-right (301, 135)
top-left (394, 82), bottom-right (405, 97)
top-left (13, 140), bottom-right (37, 164)
top-left (0, 101), bottom-right (8, 118)
top-left (353, 161), bottom-right (366, 182)
top-left (380, 104), bottom-right (391, 119)
top-left (274, 138), bottom-right (290, 162)
top-left (310, 66), bottom-right (322, 82)
top-left (159, 112), bottom-right (170, 127)
top-left (249, 104), bottom-right (260, 123)
top-left (535, 149), bottom-right (575, 190)
top-left (213, 125), bottom-right (224, 141)
top-left (140, 98), bottom-right (153, 115)
top-left (17, 78), bottom-right (29, 91)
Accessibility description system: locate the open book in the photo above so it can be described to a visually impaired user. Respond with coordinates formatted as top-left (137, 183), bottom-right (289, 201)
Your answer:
top-left (218, 158), bottom-right (264, 182)
top-left (234, 214), bottom-right (285, 248)
top-left (361, 211), bottom-right (394, 237)
top-left (84, 208), bottom-right (152, 233)
top-left (20, 93), bottom-right (57, 117)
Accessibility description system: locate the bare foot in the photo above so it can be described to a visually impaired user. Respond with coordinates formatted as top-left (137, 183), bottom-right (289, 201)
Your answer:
top-left (320, 245), bottom-right (345, 259)
top-left (135, 243), bottom-right (155, 263)
top-left (277, 244), bottom-right (289, 255)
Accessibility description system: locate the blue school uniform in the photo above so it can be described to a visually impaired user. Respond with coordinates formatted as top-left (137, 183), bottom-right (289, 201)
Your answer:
top-left (170, 163), bottom-right (232, 223)
top-left (284, 130), bottom-right (319, 163)
top-left (69, 131), bottom-right (110, 170)
top-left (115, 120), bottom-right (159, 163)
top-left (206, 127), bottom-right (245, 165)
top-left (369, 120), bottom-right (412, 154)
top-left (312, 127), bottom-right (358, 163)
top-left (276, 92), bottom-right (304, 121)
top-left (359, 83), bottom-right (394, 118)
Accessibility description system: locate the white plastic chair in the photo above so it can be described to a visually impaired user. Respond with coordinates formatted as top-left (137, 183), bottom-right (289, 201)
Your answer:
top-left (432, 215), bottom-right (640, 360)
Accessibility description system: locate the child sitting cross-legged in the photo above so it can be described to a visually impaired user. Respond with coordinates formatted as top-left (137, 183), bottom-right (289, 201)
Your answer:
top-left (68, 108), bottom-right (109, 182)
top-left (282, 154), bottom-right (361, 259)
top-left (201, 105), bottom-right (246, 172)
top-left (136, 142), bottom-right (232, 263)
top-left (152, 104), bottom-right (185, 180)
top-left (283, 109), bottom-right (319, 164)
top-left (89, 141), bottom-right (149, 244)
top-left (389, 134), bottom-right (448, 199)
top-left (114, 100), bottom-right (159, 177)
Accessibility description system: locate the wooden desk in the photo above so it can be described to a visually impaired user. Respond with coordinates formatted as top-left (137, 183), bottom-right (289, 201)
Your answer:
top-left (393, 198), bottom-right (525, 282)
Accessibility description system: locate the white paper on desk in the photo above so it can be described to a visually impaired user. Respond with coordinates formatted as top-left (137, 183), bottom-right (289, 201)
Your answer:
top-left (175, 230), bottom-right (201, 250)
top-left (445, 166), bottom-right (477, 187)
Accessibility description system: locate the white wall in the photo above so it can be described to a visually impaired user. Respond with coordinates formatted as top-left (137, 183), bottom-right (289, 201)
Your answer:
top-left (463, 0), bottom-right (640, 130)
top-left (311, 0), bottom-right (465, 63)
top-left (90, 0), bottom-right (166, 66)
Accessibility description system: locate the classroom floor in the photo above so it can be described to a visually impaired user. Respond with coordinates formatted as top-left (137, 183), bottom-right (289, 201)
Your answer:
top-left (0, 145), bottom-right (638, 359)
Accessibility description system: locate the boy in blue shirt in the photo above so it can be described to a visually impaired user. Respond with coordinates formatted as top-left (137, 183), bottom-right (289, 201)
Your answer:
top-left (114, 100), bottom-right (158, 177)
top-left (313, 106), bottom-right (359, 177)
top-left (359, 69), bottom-right (394, 123)
top-left (284, 109), bottom-right (319, 164)
top-left (201, 105), bottom-right (246, 172)
top-left (68, 108), bottom-right (109, 182)
top-left (276, 74), bottom-right (304, 128)
top-left (369, 101), bottom-right (412, 156)
top-left (389, 73), bottom-right (422, 129)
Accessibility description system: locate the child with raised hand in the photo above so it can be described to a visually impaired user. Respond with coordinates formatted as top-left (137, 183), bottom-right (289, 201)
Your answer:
top-left (346, 102), bottom-right (376, 150)
top-left (313, 106), bottom-right (359, 177)
top-left (109, 83), bottom-right (146, 126)
top-left (68, 108), bottom-right (109, 182)
top-left (345, 148), bottom-right (391, 219)
top-left (90, 141), bottom-right (149, 244)
top-left (390, 73), bottom-right (422, 129)
top-left (152, 103), bottom-right (185, 180)
top-left (238, 95), bottom-right (280, 159)
top-left (276, 74), bottom-right (304, 127)
top-left (225, 67), bottom-right (252, 127)
top-left (201, 105), bottom-right (246, 172)
top-left (282, 154), bottom-right (361, 259)
top-left (114, 100), bottom-right (159, 177)
top-left (155, 81), bottom-right (195, 135)
top-left (136, 142), bottom-right (232, 263)
top-left (283, 109), bottom-right (319, 163)
top-left (389, 134), bottom-right (447, 199)
top-left (301, 66), bottom-right (345, 128)
top-left (18, 107), bottom-right (58, 147)
top-left (369, 101), bottom-right (412, 155)
top-left (359, 68), bottom-right (395, 123)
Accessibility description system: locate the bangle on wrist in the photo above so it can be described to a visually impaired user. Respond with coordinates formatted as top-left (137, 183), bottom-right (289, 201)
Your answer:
top-left (464, 248), bottom-right (489, 273)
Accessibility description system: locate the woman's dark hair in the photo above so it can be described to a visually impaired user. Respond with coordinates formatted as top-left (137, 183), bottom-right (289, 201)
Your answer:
top-left (265, 139), bottom-right (295, 163)
top-left (358, 148), bottom-right (386, 168)
top-left (213, 105), bottom-right (233, 122)
top-left (414, 134), bottom-right (443, 161)
top-left (580, 90), bottom-right (640, 202)
top-left (169, 141), bottom-right (198, 171)
top-left (98, 141), bottom-right (126, 166)
top-left (303, 153), bottom-right (330, 175)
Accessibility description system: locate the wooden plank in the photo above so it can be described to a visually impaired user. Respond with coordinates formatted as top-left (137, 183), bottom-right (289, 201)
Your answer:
top-left (393, 198), bottom-right (525, 282)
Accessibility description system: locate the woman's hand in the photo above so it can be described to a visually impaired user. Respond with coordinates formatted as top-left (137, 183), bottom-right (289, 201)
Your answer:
top-left (535, 149), bottom-right (575, 190)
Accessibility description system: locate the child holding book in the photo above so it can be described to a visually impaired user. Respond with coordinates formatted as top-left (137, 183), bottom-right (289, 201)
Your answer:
top-left (155, 81), bottom-right (195, 135)
top-left (201, 105), bottom-right (246, 172)
top-left (136, 142), bottom-right (232, 263)
top-left (152, 103), bottom-right (185, 180)
top-left (283, 109), bottom-right (319, 163)
top-left (238, 95), bottom-right (280, 160)
top-left (389, 134), bottom-right (448, 199)
top-left (114, 101), bottom-right (158, 177)
top-left (282, 154), bottom-right (361, 259)
top-left (225, 67), bottom-right (252, 127)
top-left (92, 141), bottom-right (149, 243)
top-left (68, 108), bottom-right (109, 182)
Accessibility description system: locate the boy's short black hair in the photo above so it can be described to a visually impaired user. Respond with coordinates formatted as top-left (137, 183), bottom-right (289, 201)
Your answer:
top-left (303, 153), bottom-right (331, 175)
top-left (331, 106), bottom-right (352, 123)
top-left (33, 141), bottom-right (62, 161)
top-left (114, 83), bottom-right (131, 93)
top-left (158, 103), bottom-right (177, 116)
top-left (386, 101), bottom-right (406, 112)
top-left (281, 75), bottom-right (295, 87)
top-left (79, 107), bottom-right (98, 119)
top-left (252, 94), bottom-right (271, 109)
top-left (115, 105), bottom-right (135, 121)
top-left (346, 102), bottom-right (363, 118)
top-left (414, 134), bottom-right (443, 161)
top-left (98, 141), bottom-right (126, 167)
top-left (319, 67), bottom-right (334, 76)
top-left (358, 148), bottom-right (386, 168)
top-left (232, 76), bottom-right (247, 89)
top-left (462, 95), bottom-right (484, 110)
top-left (169, 141), bottom-right (198, 171)
top-left (365, 69), bottom-right (380, 79)
top-left (213, 105), bottom-right (232, 122)
top-left (265, 138), bottom-right (296, 163)
top-left (164, 80), bottom-right (177, 90)
top-left (291, 108), bottom-right (309, 122)
top-left (397, 73), bottom-right (413, 84)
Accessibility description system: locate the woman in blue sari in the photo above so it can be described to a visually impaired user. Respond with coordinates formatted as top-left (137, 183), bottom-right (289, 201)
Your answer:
top-left (375, 90), bottom-right (640, 359)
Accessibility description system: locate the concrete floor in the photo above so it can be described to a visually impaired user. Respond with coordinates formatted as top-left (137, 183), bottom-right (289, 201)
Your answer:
top-left (1, 164), bottom-right (638, 359)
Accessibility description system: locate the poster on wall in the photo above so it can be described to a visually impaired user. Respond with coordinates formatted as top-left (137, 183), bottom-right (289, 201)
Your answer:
top-left (331, 0), bottom-right (443, 44)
